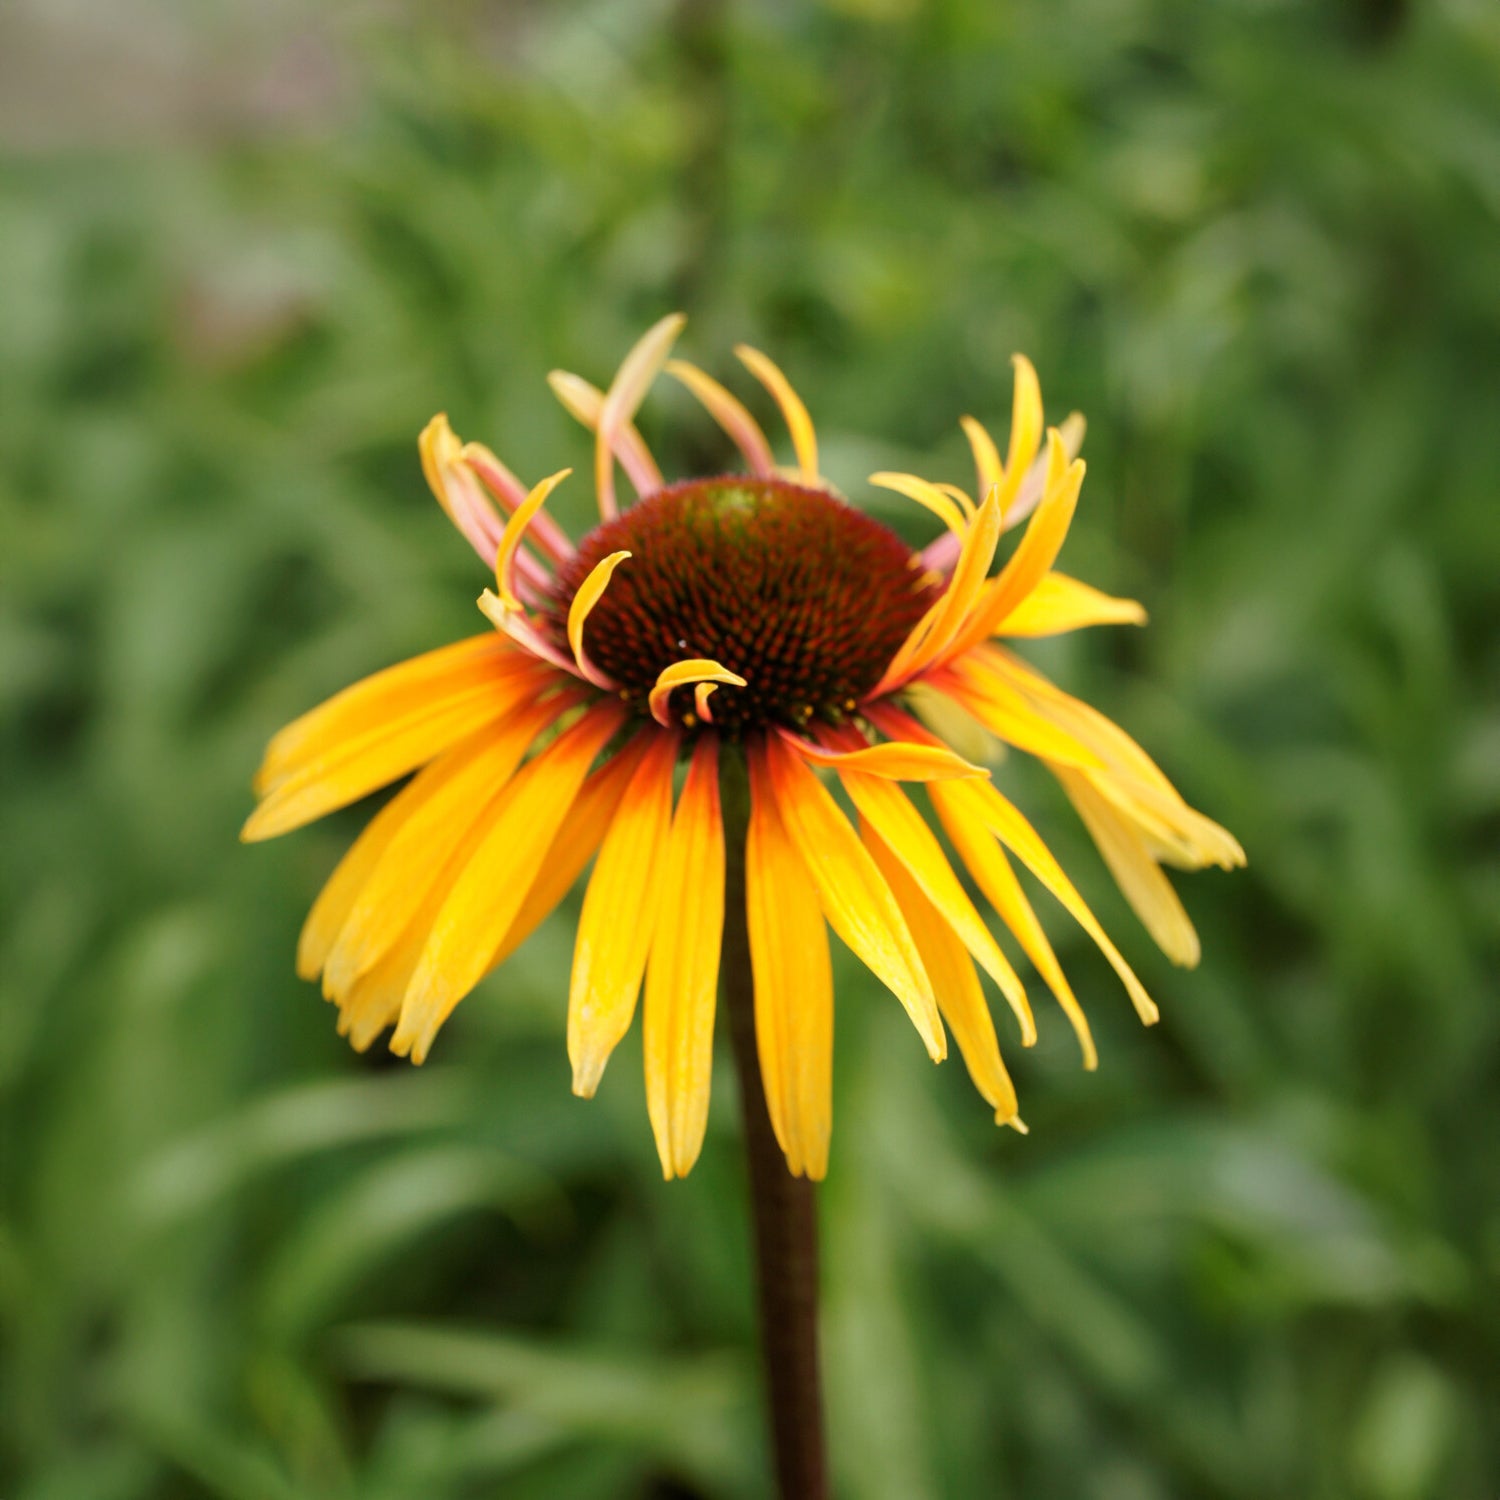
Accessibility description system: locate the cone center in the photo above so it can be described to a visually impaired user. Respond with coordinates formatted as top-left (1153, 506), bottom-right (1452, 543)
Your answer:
top-left (544, 476), bottom-right (937, 732)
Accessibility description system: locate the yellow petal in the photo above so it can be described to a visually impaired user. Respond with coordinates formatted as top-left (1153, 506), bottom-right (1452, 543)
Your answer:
top-left (995, 354), bottom-right (1044, 513)
top-left (569, 728), bottom-right (680, 1097)
top-left (643, 736), bottom-right (726, 1180)
top-left (863, 820), bottom-right (1019, 1124)
top-left (837, 766), bottom-right (1035, 1045)
top-left (746, 751), bottom-right (834, 1179)
top-left (997, 572), bottom-right (1147, 637)
top-left (296, 721), bottom-right (514, 981)
top-left (943, 433), bottom-right (1085, 659)
top-left (1056, 766), bottom-right (1201, 967)
top-left (960, 414), bottom-right (1004, 499)
top-left (929, 654), bottom-right (1108, 771)
top-left (244, 659), bottom-right (555, 843)
top-left (876, 485), bottom-right (1003, 692)
top-left (982, 647), bottom-right (1245, 870)
top-left (495, 469), bottom-right (571, 611)
top-left (392, 701), bottom-right (627, 1064)
top-left (485, 734), bottom-right (649, 972)
top-left (567, 549), bottom-right (631, 687)
top-left (320, 694), bottom-right (575, 998)
top-left (254, 634), bottom-right (518, 793)
top-left (761, 735), bottom-right (944, 1060)
top-left (929, 783), bottom-right (1099, 1069)
top-left (735, 344), bottom-right (818, 479)
top-left (780, 731), bottom-right (988, 782)
top-left (648, 658), bottom-right (746, 728)
top-left (664, 358), bottom-right (775, 475)
top-left (868, 471), bottom-right (971, 539)
top-left (941, 773), bottom-right (1159, 1027)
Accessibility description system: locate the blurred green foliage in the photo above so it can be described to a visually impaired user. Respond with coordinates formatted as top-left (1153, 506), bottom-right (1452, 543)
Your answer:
top-left (3, 0), bottom-right (1498, 1496)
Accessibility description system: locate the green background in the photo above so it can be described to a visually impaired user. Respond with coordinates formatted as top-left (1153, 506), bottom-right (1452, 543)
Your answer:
top-left (3, 1), bottom-right (1497, 1496)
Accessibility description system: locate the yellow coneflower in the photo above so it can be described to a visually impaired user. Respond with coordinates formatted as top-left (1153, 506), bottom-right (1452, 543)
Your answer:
top-left (244, 315), bottom-right (1243, 1182)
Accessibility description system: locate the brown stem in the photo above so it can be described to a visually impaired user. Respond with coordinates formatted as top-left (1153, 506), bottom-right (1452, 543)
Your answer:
top-left (719, 748), bottom-right (828, 1500)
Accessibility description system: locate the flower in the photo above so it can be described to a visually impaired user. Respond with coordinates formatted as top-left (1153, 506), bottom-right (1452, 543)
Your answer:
top-left (244, 314), bottom-right (1244, 1181)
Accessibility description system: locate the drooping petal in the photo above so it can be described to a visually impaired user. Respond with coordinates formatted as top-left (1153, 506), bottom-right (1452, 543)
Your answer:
top-left (297, 719), bottom-right (526, 981)
top-left (648, 658), bottom-right (746, 728)
top-left (546, 371), bottom-right (665, 501)
top-left (568, 728), bottom-right (680, 1097)
top-left (940, 772), bottom-right (1159, 1027)
top-left (1055, 765), bottom-right (1201, 967)
top-left (928, 782), bottom-right (1099, 1070)
top-left (392, 701), bottom-right (627, 1064)
top-left (760, 735), bottom-right (944, 1060)
top-left (836, 762), bottom-right (1035, 1045)
top-left (334, 919), bottom-right (427, 1054)
top-left (486, 734), bottom-right (648, 971)
top-left (746, 749), bottom-right (834, 1179)
top-left (320, 694), bottom-right (580, 998)
top-left (643, 735), bottom-right (726, 1180)
top-left (735, 344), bottom-right (818, 480)
top-left (664, 358), bottom-right (775, 475)
top-left (863, 820), bottom-right (1020, 1125)
top-left (978, 646), bottom-right (1245, 870)
top-left (254, 634), bottom-right (519, 794)
top-left (567, 549), bottom-right (632, 689)
top-left (595, 313), bottom-right (686, 519)
top-left (927, 655), bottom-right (1108, 771)
top-left (865, 702), bottom-right (1114, 1063)
top-left (244, 653), bottom-right (557, 842)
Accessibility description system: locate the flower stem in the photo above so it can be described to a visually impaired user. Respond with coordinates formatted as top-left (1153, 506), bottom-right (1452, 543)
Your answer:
top-left (719, 748), bottom-right (828, 1500)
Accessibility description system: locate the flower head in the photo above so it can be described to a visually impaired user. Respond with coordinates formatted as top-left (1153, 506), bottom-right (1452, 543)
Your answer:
top-left (245, 316), bottom-right (1243, 1180)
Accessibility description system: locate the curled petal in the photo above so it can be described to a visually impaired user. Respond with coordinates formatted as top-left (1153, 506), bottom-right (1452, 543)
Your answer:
top-left (461, 441), bottom-right (575, 566)
top-left (419, 414), bottom-right (505, 564)
top-left (869, 472), bottom-right (971, 539)
top-left (735, 344), bottom-right (818, 480)
top-left (478, 588), bottom-right (583, 677)
top-left (496, 469), bottom-right (571, 611)
top-left (547, 371), bottom-right (665, 501)
top-left (665, 359), bottom-right (775, 475)
top-left (595, 313), bottom-right (686, 519)
top-left (648, 658), bottom-right (746, 728)
top-left (567, 550), bottom-right (631, 688)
